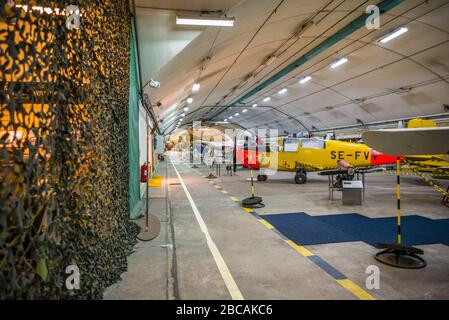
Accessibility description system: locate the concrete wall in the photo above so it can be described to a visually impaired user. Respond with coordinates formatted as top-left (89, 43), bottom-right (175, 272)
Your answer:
top-left (135, 8), bottom-right (204, 84)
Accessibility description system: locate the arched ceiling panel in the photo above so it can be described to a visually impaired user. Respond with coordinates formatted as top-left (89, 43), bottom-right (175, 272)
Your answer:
top-left (139, 0), bottom-right (449, 134)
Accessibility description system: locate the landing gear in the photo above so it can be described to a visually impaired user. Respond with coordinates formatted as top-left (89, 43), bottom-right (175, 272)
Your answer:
top-left (294, 166), bottom-right (307, 184)
top-left (257, 174), bottom-right (268, 182)
top-left (294, 173), bottom-right (307, 184)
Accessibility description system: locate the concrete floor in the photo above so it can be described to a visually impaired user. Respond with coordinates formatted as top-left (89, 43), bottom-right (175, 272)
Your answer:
top-left (104, 153), bottom-right (449, 300)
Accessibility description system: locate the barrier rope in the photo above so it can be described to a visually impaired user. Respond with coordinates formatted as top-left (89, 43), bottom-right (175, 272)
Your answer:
top-left (381, 170), bottom-right (449, 178)
top-left (401, 159), bottom-right (449, 198)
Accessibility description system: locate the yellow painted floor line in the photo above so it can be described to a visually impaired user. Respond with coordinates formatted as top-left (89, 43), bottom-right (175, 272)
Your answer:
top-left (148, 176), bottom-right (163, 187)
top-left (259, 219), bottom-right (274, 229)
top-left (285, 240), bottom-right (314, 257)
top-left (337, 279), bottom-right (375, 300)
top-left (216, 175), bottom-right (373, 301)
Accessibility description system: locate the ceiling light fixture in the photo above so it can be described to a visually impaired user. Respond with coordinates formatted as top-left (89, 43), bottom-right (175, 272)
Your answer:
top-left (234, 113), bottom-right (239, 116)
top-left (181, 113), bottom-right (185, 117)
top-left (192, 82), bottom-right (200, 92)
top-left (183, 107), bottom-right (189, 112)
top-left (187, 97), bottom-right (193, 104)
top-left (263, 97), bottom-right (271, 102)
top-left (278, 88), bottom-right (288, 94)
top-left (242, 109), bottom-right (247, 113)
top-left (252, 103), bottom-right (258, 107)
top-left (330, 57), bottom-right (348, 69)
top-left (379, 26), bottom-right (408, 44)
top-left (176, 15), bottom-right (235, 27)
top-left (299, 76), bottom-right (312, 84)
top-left (229, 116), bottom-right (233, 119)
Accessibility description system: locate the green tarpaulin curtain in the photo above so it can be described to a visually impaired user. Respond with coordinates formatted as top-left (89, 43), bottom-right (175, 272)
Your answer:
top-left (128, 24), bottom-right (141, 219)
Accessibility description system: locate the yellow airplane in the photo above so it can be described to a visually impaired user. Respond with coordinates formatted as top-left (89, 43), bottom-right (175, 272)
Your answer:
top-left (252, 137), bottom-right (397, 184)
top-left (363, 119), bottom-right (449, 179)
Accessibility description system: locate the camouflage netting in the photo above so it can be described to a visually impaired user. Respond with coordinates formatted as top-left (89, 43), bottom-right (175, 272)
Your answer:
top-left (0, 0), bottom-right (138, 299)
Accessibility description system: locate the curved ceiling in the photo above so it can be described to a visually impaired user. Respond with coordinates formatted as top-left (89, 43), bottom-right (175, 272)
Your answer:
top-left (138, 0), bottom-right (449, 135)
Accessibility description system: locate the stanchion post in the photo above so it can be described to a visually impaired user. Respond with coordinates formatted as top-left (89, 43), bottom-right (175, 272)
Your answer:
top-left (396, 156), bottom-right (401, 245)
top-left (233, 136), bottom-right (237, 173)
top-left (250, 168), bottom-right (255, 198)
top-left (374, 155), bottom-right (426, 268)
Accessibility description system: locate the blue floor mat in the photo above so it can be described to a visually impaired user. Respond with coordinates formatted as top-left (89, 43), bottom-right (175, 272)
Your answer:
top-left (262, 212), bottom-right (449, 247)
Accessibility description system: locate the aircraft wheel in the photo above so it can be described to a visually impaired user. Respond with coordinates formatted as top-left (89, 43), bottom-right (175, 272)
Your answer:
top-left (257, 174), bottom-right (268, 182)
top-left (294, 173), bottom-right (307, 184)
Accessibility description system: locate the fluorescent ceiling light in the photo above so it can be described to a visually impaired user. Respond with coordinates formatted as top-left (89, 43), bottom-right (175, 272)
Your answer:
top-left (263, 97), bottom-right (271, 102)
top-left (183, 107), bottom-right (189, 111)
top-left (330, 57), bottom-right (348, 69)
top-left (176, 16), bottom-right (235, 27)
top-left (278, 88), bottom-right (288, 94)
top-left (187, 97), bottom-right (193, 104)
top-left (379, 26), bottom-right (408, 44)
top-left (299, 76), bottom-right (312, 84)
top-left (192, 82), bottom-right (200, 92)
top-left (252, 103), bottom-right (258, 107)
top-left (181, 113), bottom-right (185, 117)
top-left (242, 109), bottom-right (247, 113)
top-left (229, 116), bottom-right (233, 119)
top-left (224, 118), bottom-right (228, 121)
top-left (234, 113), bottom-right (239, 116)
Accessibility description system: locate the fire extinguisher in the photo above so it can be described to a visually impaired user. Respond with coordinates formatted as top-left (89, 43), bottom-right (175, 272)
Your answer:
top-left (140, 162), bottom-right (148, 182)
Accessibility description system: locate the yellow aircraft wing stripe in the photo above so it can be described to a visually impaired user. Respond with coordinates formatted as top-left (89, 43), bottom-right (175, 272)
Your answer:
top-left (337, 279), bottom-right (375, 300)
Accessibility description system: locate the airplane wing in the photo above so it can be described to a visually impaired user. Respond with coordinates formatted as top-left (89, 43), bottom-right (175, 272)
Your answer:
top-left (317, 169), bottom-right (350, 176)
top-left (299, 161), bottom-right (327, 171)
top-left (362, 127), bottom-right (449, 155)
top-left (356, 167), bottom-right (385, 174)
top-left (317, 167), bottom-right (384, 176)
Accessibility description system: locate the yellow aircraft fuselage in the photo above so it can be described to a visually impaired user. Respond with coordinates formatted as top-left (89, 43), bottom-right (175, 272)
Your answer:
top-left (258, 138), bottom-right (396, 172)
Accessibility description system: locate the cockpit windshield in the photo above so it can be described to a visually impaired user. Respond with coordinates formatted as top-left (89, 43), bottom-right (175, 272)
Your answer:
top-left (300, 138), bottom-right (325, 149)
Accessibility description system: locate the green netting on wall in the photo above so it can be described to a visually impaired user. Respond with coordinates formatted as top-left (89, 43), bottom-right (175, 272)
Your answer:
top-left (0, 1), bottom-right (138, 299)
top-left (128, 22), bottom-right (140, 219)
